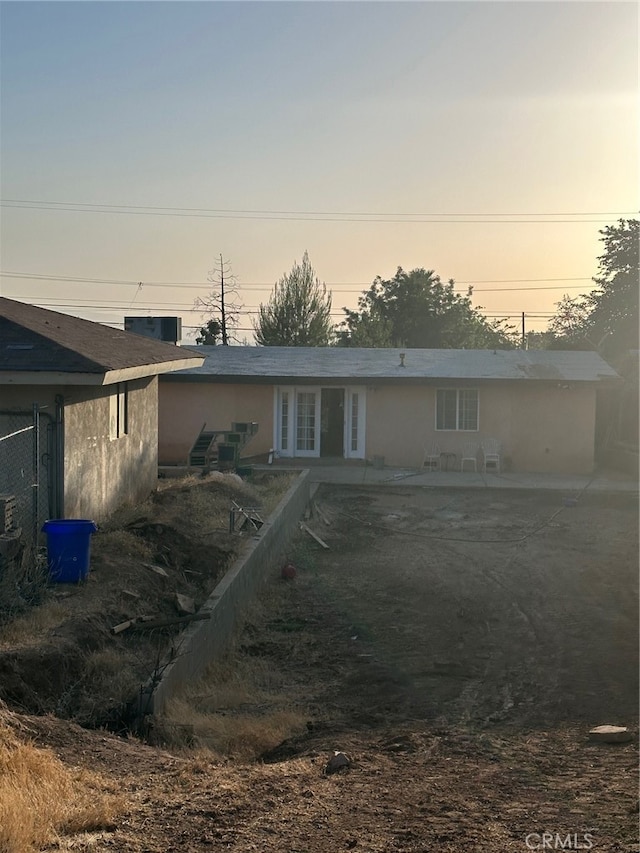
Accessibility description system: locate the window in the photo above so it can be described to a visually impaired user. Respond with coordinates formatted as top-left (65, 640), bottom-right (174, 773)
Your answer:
top-left (436, 389), bottom-right (478, 431)
top-left (280, 392), bottom-right (289, 451)
top-left (350, 392), bottom-right (359, 452)
top-left (109, 383), bottom-right (128, 439)
top-left (296, 391), bottom-right (316, 451)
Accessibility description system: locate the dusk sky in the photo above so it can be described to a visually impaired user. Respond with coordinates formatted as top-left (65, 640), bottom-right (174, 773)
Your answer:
top-left (0, 1), bottom-right (637, 343)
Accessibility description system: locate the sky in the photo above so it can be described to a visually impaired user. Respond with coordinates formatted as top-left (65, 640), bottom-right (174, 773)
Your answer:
top-left (0, 0), bottom-right (637, 344)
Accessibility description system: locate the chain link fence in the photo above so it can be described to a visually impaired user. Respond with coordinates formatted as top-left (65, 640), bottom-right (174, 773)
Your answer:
top-left (0, 407), bottom-right (52, 545)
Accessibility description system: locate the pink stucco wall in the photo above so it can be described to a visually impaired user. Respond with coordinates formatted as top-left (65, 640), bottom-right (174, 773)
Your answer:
top-left (158, 381), bottom-right (274, 465)
top-left (158, 379), bottom-right (598, 474)
top-left (367, 382), bottom-right (596, 473)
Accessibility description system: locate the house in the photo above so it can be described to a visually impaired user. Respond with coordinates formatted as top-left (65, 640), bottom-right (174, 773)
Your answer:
top-left (0, 298), bottom-right (204, 530)
top-left (159, 346), bottom-right (619, 475)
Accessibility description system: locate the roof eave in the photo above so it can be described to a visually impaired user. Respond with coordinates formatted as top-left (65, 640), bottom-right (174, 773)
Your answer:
top-left (0, 357), bottom-right (204, 386)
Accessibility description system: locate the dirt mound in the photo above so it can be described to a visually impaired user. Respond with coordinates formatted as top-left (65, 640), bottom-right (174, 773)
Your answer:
top-left (0, 472), bottom-right (293, 728)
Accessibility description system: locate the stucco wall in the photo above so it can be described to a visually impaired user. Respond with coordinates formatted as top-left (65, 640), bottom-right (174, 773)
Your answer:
top-left (158, 379), bottom-right (598, 475)
top-left (366, 382), bottom-right (596, 474)
top-left (158, 380), bottom-right (274, 465)
top-left (63, 377), bottom-right (159, 520)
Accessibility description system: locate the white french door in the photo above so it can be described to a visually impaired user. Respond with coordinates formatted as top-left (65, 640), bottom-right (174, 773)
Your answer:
top-left (344, 387), bottom-right (366, 459)
top-left (274, 386), bottom-right (365, 459)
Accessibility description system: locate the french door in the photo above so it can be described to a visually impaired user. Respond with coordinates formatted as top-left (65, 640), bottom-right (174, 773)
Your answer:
top-left (275, 386), bottom-right (365, 459)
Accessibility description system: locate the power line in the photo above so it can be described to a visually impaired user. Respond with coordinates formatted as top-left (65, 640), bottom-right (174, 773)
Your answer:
top-left (2, 198), bottom-right (635, 217)
top-left (0, 270), bottom-right (595, 293)
top-left (7, 297), bottom-right (557, 320)
top-left (0, 199), bottom-right (626, 224)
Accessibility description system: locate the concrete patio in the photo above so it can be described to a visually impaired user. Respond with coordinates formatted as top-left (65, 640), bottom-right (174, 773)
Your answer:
top-left (254, 458), bottom-right (638, 494)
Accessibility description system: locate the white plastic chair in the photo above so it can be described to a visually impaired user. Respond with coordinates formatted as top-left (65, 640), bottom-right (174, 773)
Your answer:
top-left (423, 443), bottom-right (441, 471)
top-left (460, 442), bottom-right (478, 472)
top-left (482, 439), bottom-right (501, 473)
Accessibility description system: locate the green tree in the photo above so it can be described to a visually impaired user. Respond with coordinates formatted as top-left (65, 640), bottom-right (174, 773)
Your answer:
top-left (546, 219), bottom-right (639, 362)
top-left (254, 252), bottom-right (334, 346)
top-left (195, 318), bottom-right (222, 345)
top-left (546, 294), bottom-right (592, 349)
top-left (337, 267), bottom-right (517, 349)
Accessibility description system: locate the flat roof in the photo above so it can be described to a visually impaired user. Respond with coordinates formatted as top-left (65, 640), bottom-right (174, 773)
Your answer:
top-left (163, 345), bottom-right (619, 384)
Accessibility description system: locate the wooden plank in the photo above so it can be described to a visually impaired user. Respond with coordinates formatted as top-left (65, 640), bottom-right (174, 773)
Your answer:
top-left (130, 612), bottom-right (211, 631)
top-left (313, 502), bottom-right (331, 526)
top-left (300, 522), bottom-right (330, 549)
top-left (142, 562), bottom-right (169, 577)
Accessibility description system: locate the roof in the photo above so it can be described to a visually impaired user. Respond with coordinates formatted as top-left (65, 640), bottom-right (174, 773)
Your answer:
top-left (0, 298), bottom-right (204, 385)
top-left (164, 345), bottom-right (619, 384)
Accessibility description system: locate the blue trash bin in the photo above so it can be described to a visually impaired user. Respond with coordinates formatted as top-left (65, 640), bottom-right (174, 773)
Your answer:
top-left (42, 519), bottom-right (98, 583)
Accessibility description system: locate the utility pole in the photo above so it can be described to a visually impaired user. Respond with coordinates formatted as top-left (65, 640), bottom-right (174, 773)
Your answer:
top-left (521, 312), bottom-right (526, 349)
top-left (219, 253), bottom-right (229, 345)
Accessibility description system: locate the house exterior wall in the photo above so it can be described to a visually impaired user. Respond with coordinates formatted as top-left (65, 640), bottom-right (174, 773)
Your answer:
top-left (63, 377), bottom-right (158, 520)
top-left (366, 382), bottom-right (596, 474)
top-left (158, 379), bottom-right (598, 475)
top-left (158, 381), bottom-right (274, 465)
top-left (1, 378), bottom-right (159, 522)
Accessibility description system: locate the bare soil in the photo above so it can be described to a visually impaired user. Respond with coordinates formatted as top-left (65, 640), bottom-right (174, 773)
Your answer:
top-left (1, 479), bottom-right (638, 852)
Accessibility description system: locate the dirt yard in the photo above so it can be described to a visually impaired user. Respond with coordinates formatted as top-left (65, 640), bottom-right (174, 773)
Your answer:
top-left (0, 479), bottom-right (637, 852)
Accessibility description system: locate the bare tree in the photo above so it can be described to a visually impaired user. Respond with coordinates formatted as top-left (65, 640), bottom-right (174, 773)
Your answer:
top-left (194, 254), bottom-right (242, 345)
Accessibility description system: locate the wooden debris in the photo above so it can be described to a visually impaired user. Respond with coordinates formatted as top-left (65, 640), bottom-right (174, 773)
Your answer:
top-left (142, 562), bottom-right (169, 577)
top-left (130, 612), bottom-right (211, 631)
top-left (175, 593), bottom-right (196, 615)
top-left (121, 589), bottom-right (141, 601)
top-left (300, 522), bottom-right (329, 549)
top-left (312, 502), bottom-right (331, 526)
top-left (111, 615), bottom-right (155, 635)
top-left (111, 611), bottom-right (210, 635)
top-left (230, 500), bottom-right (264, 532)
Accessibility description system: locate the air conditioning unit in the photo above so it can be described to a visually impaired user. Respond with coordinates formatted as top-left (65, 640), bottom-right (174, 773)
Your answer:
top-left (124, 316), bottom-right (182, 344)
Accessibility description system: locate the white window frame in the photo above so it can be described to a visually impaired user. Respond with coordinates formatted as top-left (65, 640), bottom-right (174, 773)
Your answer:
top-left (435, 388), bottom-right (479, 432)
top-left (344, 386), bottom-right (366, 459)
top-left (109, 383), bottom-right (128, 440)
top-left (274, 385), bottom-right (366, 459)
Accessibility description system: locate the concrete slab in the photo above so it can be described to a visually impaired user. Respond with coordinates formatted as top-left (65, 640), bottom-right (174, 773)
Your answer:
top-left (254, 462), bottom-right (638, 495)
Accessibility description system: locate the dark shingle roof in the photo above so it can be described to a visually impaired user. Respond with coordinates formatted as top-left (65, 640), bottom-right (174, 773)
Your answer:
top-left (0, 298), bottom-right (203, 376)
top-left (165, 345), bottom-right (618, 384)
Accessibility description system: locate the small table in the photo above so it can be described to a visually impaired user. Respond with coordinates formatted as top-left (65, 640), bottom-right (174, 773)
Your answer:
top-left (440, 452), bottom-right (457, 472)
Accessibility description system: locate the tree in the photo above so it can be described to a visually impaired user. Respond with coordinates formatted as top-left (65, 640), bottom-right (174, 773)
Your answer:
top-left (195, 318), bottom-right (222, 345)
top-left (545, 294), bottom-right (592, 349)
top-left (254, 252), bottom-right (334, 346)
top-left (193, 255), bottom-right (242, 346)
top-left (337, 267), bottom-right (517, 349)
top-left (546, 219), bottom-right (639, 362)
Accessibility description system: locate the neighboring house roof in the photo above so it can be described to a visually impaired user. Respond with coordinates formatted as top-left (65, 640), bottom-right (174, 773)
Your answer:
top-left (0, 298), bottom-right (204, 385)
top-left (163, 345), bottom-right (619, 384)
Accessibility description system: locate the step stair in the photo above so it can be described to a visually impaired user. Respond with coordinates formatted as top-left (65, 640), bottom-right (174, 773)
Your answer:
top-left (188, 422), bottom-right (258, 471)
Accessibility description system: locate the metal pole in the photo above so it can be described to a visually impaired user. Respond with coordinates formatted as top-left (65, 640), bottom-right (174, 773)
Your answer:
top-left (32, 403), bottom-right (40, 542)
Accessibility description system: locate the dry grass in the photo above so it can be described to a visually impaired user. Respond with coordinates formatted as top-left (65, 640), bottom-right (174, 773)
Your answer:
top-left (160, 700), bottom-right (306, 760)
top-left (0, 716), bottom-right (123, 853)
top-left (159, 653), bottom-right (307, 760)
top-left (0, 600), bottom-right (67, 648)
top-left (92, 528), bottom-right (153, 562)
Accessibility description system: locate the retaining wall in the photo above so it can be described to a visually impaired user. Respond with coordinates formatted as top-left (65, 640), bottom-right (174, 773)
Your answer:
top-left (145, 469), bottom-right (311, 716)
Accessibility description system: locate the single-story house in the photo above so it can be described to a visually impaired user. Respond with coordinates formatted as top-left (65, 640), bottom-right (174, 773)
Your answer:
top-left (0, 297), bottom-right (203, 526)
top-left (158, 346), bottom-right (619, 475)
